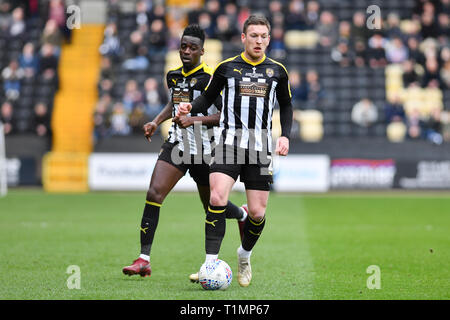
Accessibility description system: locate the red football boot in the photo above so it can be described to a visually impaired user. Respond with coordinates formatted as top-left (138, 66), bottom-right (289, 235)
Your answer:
top-left (238, 204), bottom-right (249, 241)
top-left (122, 258), bottom-right (151, 277)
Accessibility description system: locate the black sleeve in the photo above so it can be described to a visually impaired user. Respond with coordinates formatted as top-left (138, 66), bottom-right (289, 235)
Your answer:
top-left (276, 67), bottom-right (293, 139)
top-left (191, 63), bottom-right (227, 114)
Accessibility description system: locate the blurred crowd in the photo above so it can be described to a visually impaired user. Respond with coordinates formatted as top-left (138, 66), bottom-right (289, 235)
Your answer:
top-left (0, 0), bottom-right (71, 138)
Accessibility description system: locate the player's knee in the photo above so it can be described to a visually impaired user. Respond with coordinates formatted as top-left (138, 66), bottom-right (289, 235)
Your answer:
top-left (209, 189), bottom-right (228, 207)
top-left (247, 204), bottom-right (266, 221)
top-left (146, 186), bottom-right (165, 204)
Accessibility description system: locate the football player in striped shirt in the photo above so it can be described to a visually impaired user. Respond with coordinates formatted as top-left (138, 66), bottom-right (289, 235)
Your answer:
top-left (178, 15), bottom-right (293, 287)
top-left (122, 25), bottom-right (247, 278)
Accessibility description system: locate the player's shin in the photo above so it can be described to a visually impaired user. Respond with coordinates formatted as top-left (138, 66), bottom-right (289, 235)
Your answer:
top-left (241, 215), bottom-right (266, 252)
top-left (205, 204), bottom-right (226, 261)
top-left (140, 200), bottom-right (161, 259)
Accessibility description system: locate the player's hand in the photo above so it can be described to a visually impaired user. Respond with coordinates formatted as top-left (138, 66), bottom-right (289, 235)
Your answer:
top-left (176, 102), bottom-right (192, 117)
top-left (172, 115), bottom-right (194, 128)
top-left (275, 136), bottom-right (289, 156)
top-left (142, 121), bottom-right (157, 142)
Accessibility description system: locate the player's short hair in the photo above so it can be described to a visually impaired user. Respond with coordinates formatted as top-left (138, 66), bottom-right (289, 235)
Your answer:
top-left (243, 14), bottom-right (271, 35)
top-left (182, 24), bottom-right (205, 45)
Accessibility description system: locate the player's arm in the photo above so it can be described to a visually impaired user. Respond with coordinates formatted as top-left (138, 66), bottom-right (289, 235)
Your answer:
top-left (173, 92), bottom-right (222, 128)
top-left (177, 65), bottom-right (226, 116)
top-left (275, 67), bottom-right (293, 156)
top-left (173, 112), bottom-right (220, 129)
top-left (143, 101), bottom-right (173, 142)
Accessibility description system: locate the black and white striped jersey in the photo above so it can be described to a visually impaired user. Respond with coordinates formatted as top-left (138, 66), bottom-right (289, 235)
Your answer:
top-left (190, 52), bottom-right (293, 153)
top-left (166, 62), bottom-right (221, 155)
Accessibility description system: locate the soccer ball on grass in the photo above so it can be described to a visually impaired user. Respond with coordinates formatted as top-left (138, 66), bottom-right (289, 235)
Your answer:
top-left (198, 259), bottom-right (232, 290)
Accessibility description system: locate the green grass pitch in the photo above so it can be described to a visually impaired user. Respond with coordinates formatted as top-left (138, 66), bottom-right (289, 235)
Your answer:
top-left (0, 189), bottom-right (449, 300)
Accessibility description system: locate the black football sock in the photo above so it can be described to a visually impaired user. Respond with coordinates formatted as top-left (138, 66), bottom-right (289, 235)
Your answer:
top-left (205, 204), bottom-right (227, 255)
top-left (225, 201), bottom-right (244, 220)
top-left (140, 200), bottom-right (161, 257)
top-left (241, 215), bottom-right (266, 252)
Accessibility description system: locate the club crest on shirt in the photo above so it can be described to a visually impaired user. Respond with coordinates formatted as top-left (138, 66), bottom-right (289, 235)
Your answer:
top-left (245, 66), bottom-right (264, 78)
top-left (266, 68), bottom-right (274, 77)
top-left (190, 78), bottom-right (197, 87)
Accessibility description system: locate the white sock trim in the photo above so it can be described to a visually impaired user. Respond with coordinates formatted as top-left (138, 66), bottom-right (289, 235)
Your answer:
top-left (237, 245), bottom-right (252, 259)
top-left (205, 254), bottom-right (218, 262)
top-left (139, 254), bottom-right (150, 262)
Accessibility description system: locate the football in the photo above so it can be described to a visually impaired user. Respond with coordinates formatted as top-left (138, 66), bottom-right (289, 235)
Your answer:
top-left (198, 259), bottom-right (233, 290)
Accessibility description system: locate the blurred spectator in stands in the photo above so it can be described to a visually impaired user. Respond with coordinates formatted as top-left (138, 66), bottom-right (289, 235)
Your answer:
top-left (2, 60), bottom-right (24, 101)
top-left (148, 3), bottom-right (165, 22)
top-left (19, 42), bottom-right (39, 79)
top-left (198, 12), bottom-right (215, 38)
top-left (41, 19), bottom-right (63, 55)
top-left (285, 0), bottom-right (306, 30)
top-left (99, 56), bottom-right (113, 81)
top-left (135, 0), bottom-right (149, 28)
top-left (331, 40), bottom-right (354, 67)
top-left (98, 78), bottom-right (113, 97)
top-left (99, 22), bottom-right (122, 59)
top-left (148, 19), bottom-right (168, 57)
top-left (289, 69), bottom-right (307, 108)
top-left (351, 98), bottom-right (378, 128)
top-left (406, 108), bottom-right (425, 140)
top-left (354, 39), bottom-right (368, 67)
top-left (422, 57), bottom-right (442, 87)
top-left (384, 94), bottom-right (406, 124)
top-left (110, 102), bottom-right (130, 136)
top-left (268, 0), bottom-right (283, 28)
top-left (413, 0), bottom-right (431, 19)
top-left (39, 43), bottom-right (59, 86)
top-left (123, 46), bottom-right (149, 71)
top-left (48, 0), bottom-right (70, 42)
top-left (32, 102), bottom-right (50, 137)
top-left (122, 80), bottom-right (142, 113)
top-left (93, 94), bottom-right (112, 141)
top-left (0, 101), bottom-right (15, 135)
top-left (122, 30), bottom-right (149, 70)
top-left (407, 36), bottom-right (426, 65)
top-left (305, 0), bottom-right (320, 30)
top-left (224, 2), bottom-right (238, 30)
top-left (385, 36), bottom-right (409, 63)
top-left (9, 6), bottom-right (25, 38)
top-left (384, 12), bottom-right (404, 40)
top-left (305, 69), bottom-right (325, 103)
top-left (237, 6), bottom-right (251, 33)
top-left (143, 77), bottom-right (165, 120)
top-left (351, 11), bottom-right (370, 44)
top-left (441, 60), bottom-right (450, 88)
top-left (316, 10), bottom-right (338, 47)
top-left (107, 0), bottom-right (120, 23)
top-left (129, 104), bottom-right (149, 134)
top-left (268, 26), bottom-right (286, 60)
top-left (206, 0), bottom-right (221, 28)
top-left (437, 12), bottom-right (449, 45)
top-left (215, 14), bottom-right (237, 42)
top-left (402, 59), bottom-right (422, 87)
top-left (367, 33), bottom-right (387, 68)
top-left (438, 0), bottom-right (450, 15)
top-left (337, 20), bottom-right (352, 43)
top-left (424, 107), bottom-right (443, 144)
top-left (0, 1), bottom-right (12, 33)
top-left (420, 11), bottom-right (439, 39)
